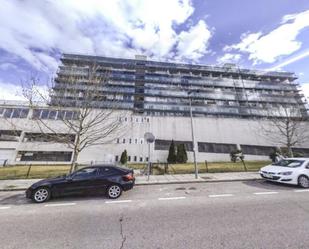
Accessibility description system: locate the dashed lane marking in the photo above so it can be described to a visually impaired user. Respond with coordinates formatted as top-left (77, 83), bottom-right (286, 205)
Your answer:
top-left (45, 203), bottom-right (76, 207)
top-left (253, 192), bottom-right (278, 195)
top-left (209, 194), bottom-right (234, 198)
top-left (158, 197), bottom-right (186, 201)
top-left (105, 200), bottom-right (133, 204)
top-left (0, 206), bottom-right (11, 210)
top-left (294, 189), bottom-right (309, 193)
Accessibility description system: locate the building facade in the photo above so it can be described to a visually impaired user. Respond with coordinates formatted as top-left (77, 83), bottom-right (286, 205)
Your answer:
top-left (0, 54), bottom-right (309, 165)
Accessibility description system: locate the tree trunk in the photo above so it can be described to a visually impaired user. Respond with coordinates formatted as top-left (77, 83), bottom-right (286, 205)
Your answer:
top-left (70, 149), bottom-right (79, 173)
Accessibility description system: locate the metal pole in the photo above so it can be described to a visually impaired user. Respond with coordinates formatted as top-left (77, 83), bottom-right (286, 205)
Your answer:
top-left (189, 96), bottom-right (198, 179)
top-left (147, 142), bottom-right (150, 181)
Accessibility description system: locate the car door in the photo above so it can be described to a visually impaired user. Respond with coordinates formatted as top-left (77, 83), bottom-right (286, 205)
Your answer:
top-left (96, 167), bottom-right (118, 191)
top-left (60, 168), bottom-right (99, 195)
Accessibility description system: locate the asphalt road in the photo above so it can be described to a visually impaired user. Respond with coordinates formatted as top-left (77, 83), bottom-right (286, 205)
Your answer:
top-left (0, 180), bottom-right (309, 249)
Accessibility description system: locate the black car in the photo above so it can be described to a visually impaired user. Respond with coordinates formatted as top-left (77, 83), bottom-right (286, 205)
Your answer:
top-left (26, 165), bottom-right (135, 203)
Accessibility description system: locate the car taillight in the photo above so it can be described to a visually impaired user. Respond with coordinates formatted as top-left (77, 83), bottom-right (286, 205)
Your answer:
top-left (123, 173), bottom-right (134, 181)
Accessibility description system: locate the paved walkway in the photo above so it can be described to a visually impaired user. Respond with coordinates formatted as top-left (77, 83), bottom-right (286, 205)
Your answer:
top-left (0, 172), bottom-right (261, 191)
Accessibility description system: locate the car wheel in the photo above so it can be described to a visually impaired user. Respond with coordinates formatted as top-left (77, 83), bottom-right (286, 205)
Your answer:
top-left (298, 175), bottom-right (309, 188)
top-left (107, 185), bottom-right (122, 199)
top-left (32, 187), bottom-right (51, 203)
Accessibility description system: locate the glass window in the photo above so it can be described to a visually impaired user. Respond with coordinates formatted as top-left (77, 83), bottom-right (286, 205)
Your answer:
top-left (4, 109), bottom-right (13, 118)
top-left (41, 110), bottom-right (49, 119)
top-left (73, 168), bottom-right (98, 178)
top-left (123, 138), bottom-right (126, 143)
top-left (20, 109), bottom-right (29, 118)
top-left (115, 155), bottom-right (119, 161)
top-left (128, 156), bottom-right (131, 162)
top-left (139, 157), bottom-right (143, 162)
top-left (134, 156), bottom-right (137, 162)
top-left (11, 109), bottom-right (21, 118)
top-left (64, 111), bottom-right (73, 120)
top-left (48, 110), bottom-right (57, 119)
top-left (32, 109), bottom-right (41, 119)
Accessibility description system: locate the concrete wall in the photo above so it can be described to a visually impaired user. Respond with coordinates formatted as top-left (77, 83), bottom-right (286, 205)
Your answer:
top-left (1, 112), bottom-right (309, 165)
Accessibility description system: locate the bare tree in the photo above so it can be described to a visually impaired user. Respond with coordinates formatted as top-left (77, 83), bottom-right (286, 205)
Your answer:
top-left (21, 64), bottom-right (128, 172)
top-left (260, 104), bottom-right (309, 157)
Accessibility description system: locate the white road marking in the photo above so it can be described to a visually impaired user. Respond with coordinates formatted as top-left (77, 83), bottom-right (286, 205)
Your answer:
top-left (209, 194), bottom-right (234, 198)
top-left (158, 197), bottom-right (186, 201)
top-left (294, 189), bottom-right (309, 193)
top-left (45, 203), bottom-right (76, 207)
top-left (253, 192), bottom-right (278, 195)
top-left (105, 200), bottom-right (132, 204)
top-left (0, 206), bottom-right (11, 210)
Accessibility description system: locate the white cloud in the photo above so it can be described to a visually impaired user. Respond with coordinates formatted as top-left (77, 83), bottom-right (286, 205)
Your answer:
top-left (225, 9), bottom-right (309, 64)
top-left (267, 49), bottom-right (309, 71)
top-left (0, 0), bottom-right (212, 75)
top-left (175, 20), bottom-right (212, 61)
top-left (301, 83), bottom-right (309, 99)
top-left (217, 53), bottom-right (242, 64)
top-left (0, 81), bottom-right (26, 101)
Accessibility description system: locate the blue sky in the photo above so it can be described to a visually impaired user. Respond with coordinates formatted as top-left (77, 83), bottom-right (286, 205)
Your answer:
top-left (0, 0), bottom-right (309, 100)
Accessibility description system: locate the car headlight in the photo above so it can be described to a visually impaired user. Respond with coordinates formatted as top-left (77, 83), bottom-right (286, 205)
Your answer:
top-left (278, 171), bottom-right (293, 176)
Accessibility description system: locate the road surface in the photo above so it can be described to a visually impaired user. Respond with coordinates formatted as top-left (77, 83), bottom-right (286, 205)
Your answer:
top-left (0, 180), bottom-right (308, 249)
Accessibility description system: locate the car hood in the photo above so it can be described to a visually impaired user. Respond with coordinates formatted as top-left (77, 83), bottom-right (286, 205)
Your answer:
top-left (260, 165), bottom-right (294, 173)
top-left (30, 175), bottom-right (67, 188)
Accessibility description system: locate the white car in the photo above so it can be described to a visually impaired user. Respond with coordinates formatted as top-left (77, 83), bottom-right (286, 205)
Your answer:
top-left (259, 158), bottom-right (309, 188)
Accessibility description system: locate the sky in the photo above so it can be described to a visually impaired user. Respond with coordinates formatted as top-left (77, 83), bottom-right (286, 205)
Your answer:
top-left (0, 0), bottom-right (309, 100)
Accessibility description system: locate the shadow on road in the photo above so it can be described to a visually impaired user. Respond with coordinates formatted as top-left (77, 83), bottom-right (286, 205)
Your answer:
top-left (0, 192), bottom-right (110, 206)
top-left (242, 179), bottom-right (300, 190)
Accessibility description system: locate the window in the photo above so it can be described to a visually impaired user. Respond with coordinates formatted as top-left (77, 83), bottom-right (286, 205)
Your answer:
top-left (98, 167), bottom-right (118, 176)
top-left (48, 110), bottom-right (57, 120)
top-left (115, 155), bottom-right (119, 161)
top-left (73, 168), bottom-right (98, 179)
top-left (198, 142), bottom-right (237, 154)
top-left (40, 110), bottom-right (49, 119)
top-left (155, 139), bottom-right (193, 151)
top-left (129, 138), bottom-right (132, 144)
top-left (140, 157), bottom-right (143, 162)
top-left (146, 157), bottom-right (149, 162)
top-left (134, 156), bottom-right (137, 162)
top-left (240, 145), bottom-right (275, 155)
top-left (135, 138), bottom-right (138, 144)
top-left (117, 138), bottom-right (120, 143)
top-left (4, 109), bottom-right (13, 118)
top-left (19, 151), bottom-right (72, 161)
top-left (140, 139), bottom-right (143, 144)
top-left (122, 138), bottom-right (126, 143)
top-left (0, 130), bottom-right (22, 141)
top-left (128, 156), bottom-right (131, 162)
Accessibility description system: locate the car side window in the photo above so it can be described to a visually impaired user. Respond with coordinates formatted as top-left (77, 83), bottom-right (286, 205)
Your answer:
top-left (306, 162), bottom-right (309, 169)
top-left (73, 168), bottom-right (98, 179)
top-left (99, 167), bottom-right (117, 176)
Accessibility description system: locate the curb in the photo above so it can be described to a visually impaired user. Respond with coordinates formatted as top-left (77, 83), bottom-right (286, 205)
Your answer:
top-left (0, 178), bottom-right (263, 191)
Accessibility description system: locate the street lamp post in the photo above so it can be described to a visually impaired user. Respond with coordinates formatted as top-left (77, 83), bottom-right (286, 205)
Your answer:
top-left (188, 92), bottom-right (198, 179)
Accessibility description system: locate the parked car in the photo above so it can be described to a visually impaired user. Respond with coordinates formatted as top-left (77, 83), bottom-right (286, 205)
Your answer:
top-left (26, 165), bottom-right (135, 203)
top-left (259, 158), bottom-right (309, 188)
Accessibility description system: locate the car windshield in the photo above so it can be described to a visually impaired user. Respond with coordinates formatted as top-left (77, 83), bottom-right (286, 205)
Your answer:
top-left (272, 159), bottom-right (305, 168)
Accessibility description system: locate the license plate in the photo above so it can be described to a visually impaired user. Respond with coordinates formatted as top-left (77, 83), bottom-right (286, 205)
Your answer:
top-left (264, 173), bottom-right (273, 179)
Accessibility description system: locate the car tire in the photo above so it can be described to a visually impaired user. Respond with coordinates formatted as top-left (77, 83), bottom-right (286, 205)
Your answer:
top-left (107, 185), bottom-right (122, 199)
top-left (298, 175), bottom-right (309, 188)
top-left (32, 187), bottom-right (51, 203)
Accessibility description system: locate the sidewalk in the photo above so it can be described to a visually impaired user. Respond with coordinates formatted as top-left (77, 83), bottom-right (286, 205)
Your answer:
top-left (0, 172), bottom-right (261, 191)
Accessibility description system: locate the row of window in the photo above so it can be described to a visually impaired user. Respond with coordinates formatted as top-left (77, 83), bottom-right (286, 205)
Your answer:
top-left (115, 155), bottom-right (148, 162)
top-left (0, 108), bottom-right (80, 120)
top-left (0, 108), bottom-right (29, 119)
top-left (17, 151), bottom-right (72, 162)
top-left (116, 138), bottom-right (144, 144)
top-left (0, 130), bottom-right (75, 143)
top-left (118, 117), bottom-right (150, 123)
top-left (155, 140), bottom-right (309, 156)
